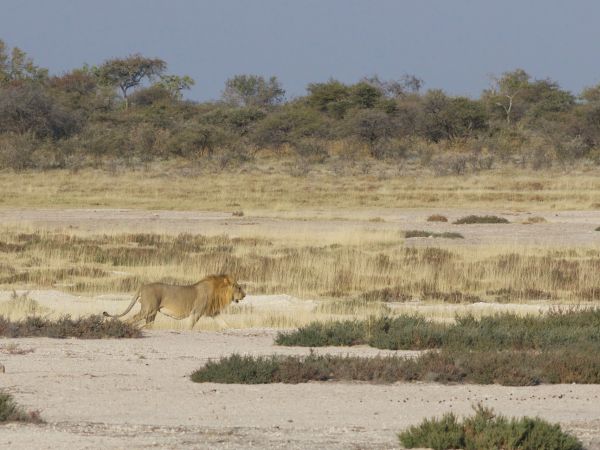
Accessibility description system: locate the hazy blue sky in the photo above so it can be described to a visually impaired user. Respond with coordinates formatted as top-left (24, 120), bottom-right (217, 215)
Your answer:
top-left (2, 0), bottom-right (599, 101)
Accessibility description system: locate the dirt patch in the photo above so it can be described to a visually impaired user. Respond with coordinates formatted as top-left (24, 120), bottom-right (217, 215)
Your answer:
top-left (0, 331), bottom-right (599, 449)
top-left (2, 207), bottom-right (600, 246)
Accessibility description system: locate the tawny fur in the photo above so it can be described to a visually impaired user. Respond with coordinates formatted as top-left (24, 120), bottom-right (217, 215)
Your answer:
top-left (103, 274), bottom-right (245, 329)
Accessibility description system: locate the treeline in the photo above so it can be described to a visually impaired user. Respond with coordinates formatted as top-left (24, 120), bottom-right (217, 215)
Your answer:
top-left (1, 39), bottom-right (600, 173)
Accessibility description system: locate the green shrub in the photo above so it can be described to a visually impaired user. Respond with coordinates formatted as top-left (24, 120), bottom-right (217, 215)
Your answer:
top-left (275, 320), bottom-right (365, 346)
top-left (405, 230), bottom-right (464, 239)
top-left (190, 348), bottom-right (600, 385)
top-left (0, 315), bottom-right (142, 338)
top-left (0, 392), bottom-right (42, 423)
top-left (399, 405), bottom-right (582, 450)
top-left (277, 309), bottom-right (600, 351)
top-left (453, 215), bottom-right (510, 224)
top-left (191, 354), bottom-right (279, 384)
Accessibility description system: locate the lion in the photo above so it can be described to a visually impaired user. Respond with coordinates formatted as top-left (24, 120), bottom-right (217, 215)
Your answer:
top-left (103, 274), bottom-right (245, 329)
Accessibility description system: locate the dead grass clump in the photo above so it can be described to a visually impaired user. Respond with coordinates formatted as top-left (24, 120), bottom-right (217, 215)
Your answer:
top-left (232, 210), bottom-right (244, 217)
top-left (358, 286), bottom-right (412, 302)
top-left (0, 343), bottom-right (34, 355)
top-left (405, 230), bottom-right (464, 239)
top-left (486, 287), bottom-right (556, 302)
top-left (315, 298), bottom-right (390, 316)
top-left (0, 291), bottom-right (49, 319)
top-left (399, 405), bottom-right (582, 450)
top-left (522, 215), bottom-right (547, 224)
top-left (0, 392), bottom-right (42, 423)
top-left (426, 214), bottom-right (448, 222)
top-left (421, 291), bottom-right (481, 303)
top-left (0, 315), bottom-right (142, 339)
top-left (453, 215), bottom-right (509, 224)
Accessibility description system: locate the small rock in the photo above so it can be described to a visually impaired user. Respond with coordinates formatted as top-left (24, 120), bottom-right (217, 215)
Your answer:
top-left (0, 364), bottom-right (5, 373)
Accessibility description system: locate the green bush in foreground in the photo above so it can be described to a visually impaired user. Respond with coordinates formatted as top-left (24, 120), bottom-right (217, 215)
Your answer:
top-left (453, 215), bottom-right (510, 224)
top-left (0, 392), bottom-right (42, 423)
top-left (0, 315), bottom-right (142, 338)
top-left (399, 405), bottom-right (582, 450)
top-left (191, 348), bottom-right (600, 385)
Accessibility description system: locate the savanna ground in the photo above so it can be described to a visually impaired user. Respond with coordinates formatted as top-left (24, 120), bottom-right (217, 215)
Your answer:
top-left (2, 166), bottom-right (600, 449)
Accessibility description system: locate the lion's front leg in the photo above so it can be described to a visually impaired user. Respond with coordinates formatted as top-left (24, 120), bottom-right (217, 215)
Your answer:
top-left (187, 312), bottom-right (202, 330)
top-left (214, 316), bottom-right (229, 329)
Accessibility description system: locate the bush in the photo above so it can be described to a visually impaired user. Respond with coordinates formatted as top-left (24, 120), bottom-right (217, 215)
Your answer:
top-left (399, 405), bottom-right (582, 450)
top-left (277, 309), bottom-right (600, 351)
top-left (0, 392), bottom-right (42, 423)
top-left (0, 315), bottom-right (142, 338)
top-left (275, 320), bottom-right (365, 347)
top-left (427, 214), bottom-right (448, 222)
top-left (191, 348), bottom-right (600, 385)
top-left (405, 230), bottom-right (464, 239)
top-left (191, 354), bottom-right (279, 384)
top-left (0, 84), bottom-right (79, 139)
top-left (453, 215), bottom-right (509, 224)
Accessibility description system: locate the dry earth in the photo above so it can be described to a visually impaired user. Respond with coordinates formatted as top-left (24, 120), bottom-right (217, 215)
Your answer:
top-left (1, 330), bottom-right (599, 450)
top-left (1, 207), bottom-right (600, 449)
top-left (1, 207), bottom-right (600, 246)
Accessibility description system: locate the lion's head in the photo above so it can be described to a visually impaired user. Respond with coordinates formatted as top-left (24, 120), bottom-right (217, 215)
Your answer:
top-left (214, 275), bottom-right (246, 309)
top-left (231, 281), bottom-right (246, 303)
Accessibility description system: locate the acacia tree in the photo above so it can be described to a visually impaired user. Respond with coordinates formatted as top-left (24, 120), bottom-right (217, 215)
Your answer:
top-left (156, 74), bottom-right (195, 100)
top-left (0, 39), bottom-right (48, 86)
top-left (222, 74), bottom-right (285, 107)
top-left (486, 69), bottom-right (530, 125)
top-left (95, 54), bottom-right (166, 109)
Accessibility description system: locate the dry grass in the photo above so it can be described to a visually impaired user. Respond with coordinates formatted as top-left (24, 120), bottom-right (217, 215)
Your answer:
top-left (3, 229), bottom-right (600, 305)
top-left (2, 228), bottom-right (600, 329)
top-left (0, 291), bottom-right (50, 320)
top-left (4, 164), bottom-right (600, 211)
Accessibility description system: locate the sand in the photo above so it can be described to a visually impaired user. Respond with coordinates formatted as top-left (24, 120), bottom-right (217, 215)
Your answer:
top-left (1, 330), bottom-right (599, 449)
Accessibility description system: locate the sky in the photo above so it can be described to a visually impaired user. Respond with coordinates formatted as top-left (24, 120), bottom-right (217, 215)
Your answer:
top-left (2, 0), bottom-right (599, 101)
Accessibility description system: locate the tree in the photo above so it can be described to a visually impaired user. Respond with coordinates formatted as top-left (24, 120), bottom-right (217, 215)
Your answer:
top-left (350, 82), bottom-right (383, 108)
top-left (156, 74), bottom-right (194, 100)
top-left (361, 74), bottom-right (423, 98)
top-left (305, 79), bottom-right (351, 118)
top-left (0, 84), bottom-right (79, 138)
top-left (421, 90), bottom-right (487, 142)
top-left (222, 74), bottom-right (285, 107)
top-left (0, 39), bottom-right (48, 86)
top-left (95, 54), bottom-right (166, 109)
top-left (485, 69), bottom-right (530, 125)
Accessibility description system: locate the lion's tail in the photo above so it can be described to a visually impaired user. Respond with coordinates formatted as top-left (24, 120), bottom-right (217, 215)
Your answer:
top-left (103, 291), bottom-right (140, 319)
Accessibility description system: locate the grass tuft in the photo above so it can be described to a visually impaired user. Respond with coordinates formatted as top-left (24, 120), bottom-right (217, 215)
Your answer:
top-left (0, 392), bottom-right (42, 423)
top-left (0, 315), bottom-right (142, 338)
top-left (453, 215), bottom-right (509, 224)
top-left (399, 405), bottom-right (582, 450)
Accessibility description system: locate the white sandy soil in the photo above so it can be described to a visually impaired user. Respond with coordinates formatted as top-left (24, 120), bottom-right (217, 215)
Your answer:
top-left (0, 330), bottom-right (599, 449)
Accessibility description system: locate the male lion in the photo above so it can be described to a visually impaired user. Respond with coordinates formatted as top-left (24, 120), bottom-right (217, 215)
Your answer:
top-left (103, 274), bottom-right (245, 329)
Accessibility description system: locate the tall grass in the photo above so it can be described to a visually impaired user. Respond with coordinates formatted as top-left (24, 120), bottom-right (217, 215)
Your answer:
top-left (2, 230), bottom-right (600, 304)
top-left (4, 167), bottom-right (600, 211)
